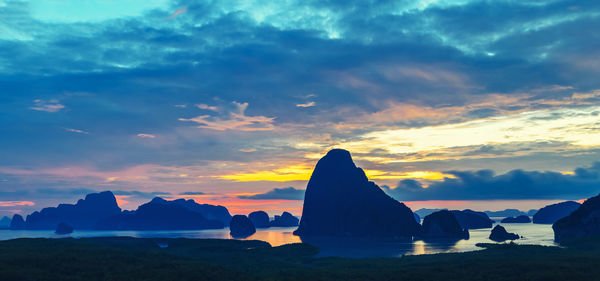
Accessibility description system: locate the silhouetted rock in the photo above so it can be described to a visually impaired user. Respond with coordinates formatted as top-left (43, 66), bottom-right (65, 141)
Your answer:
top-left (22, 191), bottom-right (122, 230)
top-left (533, 201), bottom-right (581, 224)
top-left (294, 149), bottom-right (421, 237)
top-left (0, 216), bottom-right (10, 228)
top-left (553, 194), bottom-right (600, 243)
top-left (95, 197), bottom-right (223, 230)
top-left (415, 208), bottom-right (445, 218)
top-left (489, 225), bottom-right (520, 242)
top-left (230, 215), bottom-right (256, 238)
top-left (168, 199), bottom-right (232, 226)
top-left (419, 210), bottom-right (469, 239)
top-left (501, 215), bottom-right (531, 223)
top-left (413, 213), bottom-right (421, 223)
top-left (270, 212), bottom-right (299, 227)
top-left (249, 211), bottom-right (270, 228)
top-left (55, 222), bottom-right (73, 235)
top-left (451, 210), bottom-right (493, 229)
top-left (485, 209), bottom-right (527, 218)
top-left (10, 214), bottom-right (25, 229)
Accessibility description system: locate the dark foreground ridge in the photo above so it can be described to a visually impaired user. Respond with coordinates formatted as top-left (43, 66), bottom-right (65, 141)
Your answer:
top-left (1, 237), bottom-right (600, 281)
top-left (294, 149), bottom-right (421, 237)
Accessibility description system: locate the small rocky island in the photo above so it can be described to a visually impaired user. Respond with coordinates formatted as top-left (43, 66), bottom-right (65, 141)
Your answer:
top-left (489, 225), bottom-right (520, 242)
top-left (420, 210), bottom-right (469, 239)
top-left (501, 215), bottom-right (531, 223)
top-left (230, 215), bottom-right (256, 238)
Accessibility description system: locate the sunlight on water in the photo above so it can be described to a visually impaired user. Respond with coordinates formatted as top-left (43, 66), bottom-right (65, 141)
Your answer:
top-left (0, 223), bottom-right (557, 257)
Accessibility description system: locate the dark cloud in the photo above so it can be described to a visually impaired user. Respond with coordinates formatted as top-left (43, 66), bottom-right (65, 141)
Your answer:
top-left (386, 163), bottom-right (600, 201)
top-left (238, 187), bottom-right (305, 200)
top-left (178, 192), bottom-right (205, 195)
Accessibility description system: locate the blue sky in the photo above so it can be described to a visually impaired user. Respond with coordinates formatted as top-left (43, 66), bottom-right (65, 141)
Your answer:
top-left (1, 0), bottom-right (600, 216)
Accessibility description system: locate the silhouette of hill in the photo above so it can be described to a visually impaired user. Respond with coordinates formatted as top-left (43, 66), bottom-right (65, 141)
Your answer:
top-left (249, 211), bottom-right (270, 228)
top-left (0, 216), bottom-right (10, 228)
top-left (484, 209), bottom-right (527, 218)
top-left (451, 210), bottom-right (493, 229)
top-left (533, 201), bottom-right (580, 224)
top-left (12, 191), bottom-right (121, 230)
top-left (415, 208), bottom-right (445, 217)
top-left (95, 197), bottom-right (223, 230)
top-left (10, 214), bottom-right (25, 229)
top-left (270, 212), bottom-right (299, 227)
top-left (163, 198), bottom-right (231, 226)
top-left (230, 215), bottom-right (256, 238)
top-left (294, 149), bottom-right (421, 237)
top-left (420, 210), bottom-right (469, 239)
top-left (553, 194), bottom-right (600, 243)
top-left (501, 215), bottom-right (531, 223)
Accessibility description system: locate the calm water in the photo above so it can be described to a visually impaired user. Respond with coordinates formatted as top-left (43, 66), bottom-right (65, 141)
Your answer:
top-left (0, 223), bottom-right (557, 258)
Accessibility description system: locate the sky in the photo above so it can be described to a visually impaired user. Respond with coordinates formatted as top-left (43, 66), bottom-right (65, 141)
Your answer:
top-left (1, 0), bottom-right (600, 217)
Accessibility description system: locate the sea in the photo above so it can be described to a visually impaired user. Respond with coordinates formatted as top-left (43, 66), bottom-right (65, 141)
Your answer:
top-left (0, 220), bottom-right (557, 258)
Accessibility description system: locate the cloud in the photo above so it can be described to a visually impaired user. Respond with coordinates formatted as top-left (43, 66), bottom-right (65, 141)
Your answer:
top-left (30, 99), bottom-right (65, 112)
top-left (137, 133), bottom-right (156, 138)
top-left (179, 102), bottom-right (275, 131)
top-left (167, 6), bottom-right (187, 21)
top-left (196, 104), bottom-right (219, 111)
top-left (296, 101), bottom-right (316, 108)
top-left (385, 162), bottom-right (600, 201)
top-left (113, 190), bottom-right (171, 198)
top-left (238, 187), bottom-right (305, 200)
top-left (178, 191), bottom-right (205, 195)
top-left (0, 201), bottom-right (35, 207)
top-left (239, 148), bottom-right (256, 153)
top-left (65, 128), bottom-right (89, 134)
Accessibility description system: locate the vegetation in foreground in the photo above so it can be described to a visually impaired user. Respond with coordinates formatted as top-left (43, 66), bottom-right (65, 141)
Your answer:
top-left (0, 237), bottom-right (599, 281)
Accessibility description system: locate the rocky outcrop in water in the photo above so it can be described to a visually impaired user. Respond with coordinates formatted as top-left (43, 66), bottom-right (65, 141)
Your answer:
top-left (16, 191), bottom-right (121, 230)
top-left (489, 225), bottom-right (520, 242)
top-left (294, 149), bottom-right (421, 237)
top-left (419, 210), bottom-right (469, 239)
top-left (249, 211), bottom-right (270, 228)
top-left (230, 215), bottom-right (256, 238)
top-left (553, 194), bottom-right (600, 243)
top-left (167, 199), bottom-right (232, 226)
top-left (0, 216), bottom-right (10, 228)
top-left (270, 212), bottom-right (299, 227)
top-left (533, 201), bottom-right (581, 224)
top-left (501, 215), bottom-right (531, 223)
top-left (10, 214), bottom-right (25, 229)
top-left (95, 197), bottom-right (223, 230)
top-left (451, 210), bottom-right (493, 229)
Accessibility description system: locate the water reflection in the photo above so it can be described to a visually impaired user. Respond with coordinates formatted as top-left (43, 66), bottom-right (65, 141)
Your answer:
top-left (0, 223), bottom-right (558, 257)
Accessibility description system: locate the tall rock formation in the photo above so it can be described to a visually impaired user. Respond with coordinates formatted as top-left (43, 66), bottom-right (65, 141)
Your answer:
top-left (293, 149), bottom-right (421, 238)
top-left (533, 201), bottom-right (581, 224)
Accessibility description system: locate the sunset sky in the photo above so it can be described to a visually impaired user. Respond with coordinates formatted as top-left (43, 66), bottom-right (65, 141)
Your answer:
top-left (2, 0), bottom-right (600, 217)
